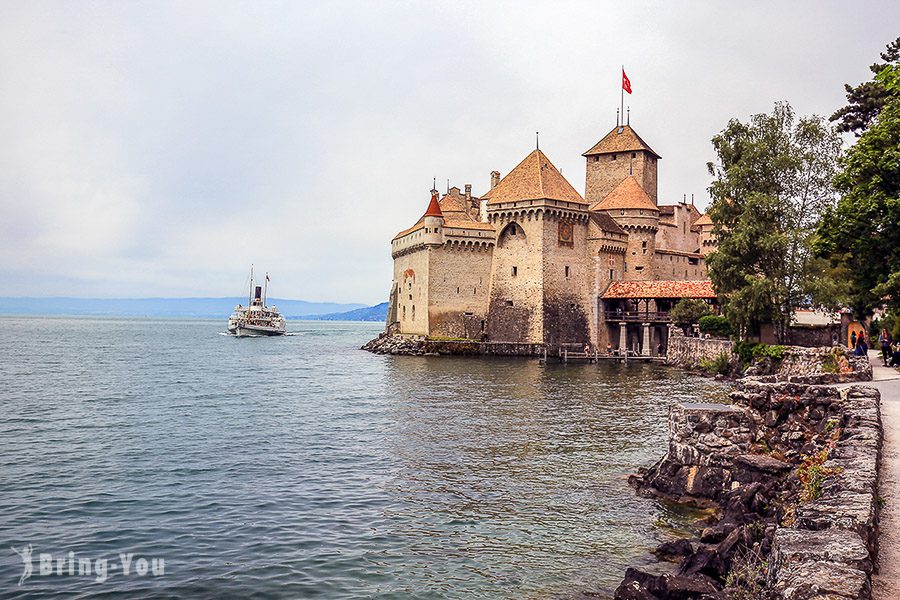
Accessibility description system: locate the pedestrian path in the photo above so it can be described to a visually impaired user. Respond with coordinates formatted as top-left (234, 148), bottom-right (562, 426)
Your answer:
top-left (864, 351), bottom-right (900, 598)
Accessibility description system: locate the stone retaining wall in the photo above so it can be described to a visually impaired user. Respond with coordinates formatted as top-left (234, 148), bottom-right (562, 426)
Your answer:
top-left (624, 374), bottom-right (882, 599)
top-left (665, 330), bottom-right (872, 381)
top-left (768, 385), bottom-right (882, 599)
top-left (665, 332), bottom-right (733, 370)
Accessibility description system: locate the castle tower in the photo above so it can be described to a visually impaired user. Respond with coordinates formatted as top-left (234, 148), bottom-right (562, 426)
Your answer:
top-left (422, 190), bottom-right (444, 246)
top-left (481, 149), bottom-right (593, 347)
top-left (694, 212), bottom-right (717, 257)
top-left (591, 176), bottom-right (659, 281)
top-left (583, 124), bottom-right (661, 204)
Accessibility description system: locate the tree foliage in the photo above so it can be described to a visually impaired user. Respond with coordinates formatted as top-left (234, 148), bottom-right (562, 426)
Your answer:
top-left (830, 37), bottom-right (900, 136)
top-left (705, 103), bottom-right (842, 341)
top-left (669, 298), bottom-right (712, 326)
top-left (698, 314), bottom-right (732, 338)
top-left (817, 62), bottom-right (900, 316)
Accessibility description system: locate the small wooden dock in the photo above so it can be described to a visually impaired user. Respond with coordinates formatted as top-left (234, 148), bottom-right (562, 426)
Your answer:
top-left (541, 348), bottom-right (667, 364)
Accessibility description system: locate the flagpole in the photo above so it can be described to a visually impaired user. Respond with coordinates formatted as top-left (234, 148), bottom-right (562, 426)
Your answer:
top-left (620, 65), bottom-right (624, 128)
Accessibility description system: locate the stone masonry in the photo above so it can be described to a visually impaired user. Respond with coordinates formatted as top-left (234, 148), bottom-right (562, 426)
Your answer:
top-left (381, 121), bottom-right (714, 353)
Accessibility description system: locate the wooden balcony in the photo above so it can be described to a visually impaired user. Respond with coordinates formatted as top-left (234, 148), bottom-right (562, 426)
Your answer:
top-left (604, 310), bottom-right (671, 323)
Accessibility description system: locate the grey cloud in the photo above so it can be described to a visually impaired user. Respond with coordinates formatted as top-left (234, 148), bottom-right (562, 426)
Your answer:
top-left (1, 1), bottom-right (897, 303)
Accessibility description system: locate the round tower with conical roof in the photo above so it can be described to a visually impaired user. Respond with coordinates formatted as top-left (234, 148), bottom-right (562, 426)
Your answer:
top-left (422, 190), bottom-right (444, 247)
top-left (592, 176), bottom-right (659, 281)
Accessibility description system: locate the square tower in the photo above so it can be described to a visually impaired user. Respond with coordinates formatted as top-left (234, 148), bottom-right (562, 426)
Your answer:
top-left (583, 125), bottom-right (660, 205)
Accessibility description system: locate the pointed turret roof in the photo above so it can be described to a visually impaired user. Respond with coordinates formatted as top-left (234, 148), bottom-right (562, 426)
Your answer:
top-left (482, 149), bottom-right (586, 205)
top-left (583, 124), bottom-right (661, 159)
top-left (694, 213), bottom-right (713, 226)
top-left (424, 191), bottom-right (443, 217)
top-left (591, 176), bottom-right (659, 212)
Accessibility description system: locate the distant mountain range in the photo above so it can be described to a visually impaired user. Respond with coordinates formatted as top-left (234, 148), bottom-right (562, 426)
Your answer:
top-left (306, 302), bottom-right (389, 322)
top-left (0, 297), bottom-right (375, 319)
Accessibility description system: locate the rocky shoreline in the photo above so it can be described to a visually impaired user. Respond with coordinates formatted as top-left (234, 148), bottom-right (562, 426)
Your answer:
top-left (361, 332), bottom-right (545, 357)
top-left (617, 355), bottom-right (882, 599)
top-left (362, 332), bottom-right (430, 355)
top-left (363, 332), bottom-right (884, 598)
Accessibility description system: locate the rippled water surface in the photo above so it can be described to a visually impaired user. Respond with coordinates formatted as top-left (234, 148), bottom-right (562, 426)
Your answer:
top-left (0, 317), bottom-right (728, 599)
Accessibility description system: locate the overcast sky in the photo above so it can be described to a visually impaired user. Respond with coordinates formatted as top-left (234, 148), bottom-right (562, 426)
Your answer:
top-left (1, 1), bottom-right (897, 304)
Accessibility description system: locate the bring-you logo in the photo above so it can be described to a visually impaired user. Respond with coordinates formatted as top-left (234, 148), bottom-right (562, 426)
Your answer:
top-left (10, 544), bottom-right (164, 585)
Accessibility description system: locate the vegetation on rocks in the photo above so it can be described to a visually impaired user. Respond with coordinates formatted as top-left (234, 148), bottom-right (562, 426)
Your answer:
top-left (732, 341), bottom-right (785, 370)
top-left (699, 352), bottom-right (732, 376)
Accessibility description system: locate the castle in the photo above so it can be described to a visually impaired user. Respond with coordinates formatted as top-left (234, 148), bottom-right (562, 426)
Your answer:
top-left (385, 122), bottom-right (718, 356)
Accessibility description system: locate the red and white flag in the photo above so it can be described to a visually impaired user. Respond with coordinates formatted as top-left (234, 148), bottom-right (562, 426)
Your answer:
top-left (622, 68), bottom-right (632, 94)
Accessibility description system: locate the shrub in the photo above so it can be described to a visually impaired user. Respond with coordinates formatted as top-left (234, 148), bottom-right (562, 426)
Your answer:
top-left (733, 340), bottom-right (758, 366)
top-left (733, 341), bottom-right (785, 367)
top-left (700, 352), bottom-right (731, 376)
top-left (752, 344), bottom-right (785, 362)
top-left (698, 314), bottom-right (732, 338)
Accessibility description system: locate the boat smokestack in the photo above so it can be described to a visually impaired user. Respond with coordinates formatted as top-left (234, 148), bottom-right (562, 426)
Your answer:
top-left (255, 286), bottom-right (262, 301)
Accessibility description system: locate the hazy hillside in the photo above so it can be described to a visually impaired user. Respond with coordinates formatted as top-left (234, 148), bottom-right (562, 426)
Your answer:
top-left (0, 297), bottom-right (366, 318)
top-left (308, 302), bottom-right (388, 322)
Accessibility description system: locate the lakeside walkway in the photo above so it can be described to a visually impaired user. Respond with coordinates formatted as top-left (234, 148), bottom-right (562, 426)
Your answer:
top-left (860, 352), bottom-right (900, 598)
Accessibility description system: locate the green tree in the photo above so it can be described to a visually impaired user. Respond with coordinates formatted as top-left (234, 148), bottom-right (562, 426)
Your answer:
top-left (817, 63), bottom-right (900, 316)
top-left (669, 298), bottom-right (712, 327)
top-left (706, 103), bottom-right (843, 341)
top-left (830, 37), bottom-right (900, 135)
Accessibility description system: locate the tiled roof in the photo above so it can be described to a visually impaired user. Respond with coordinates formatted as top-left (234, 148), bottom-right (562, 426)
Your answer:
top-left (694, 213), bottom-right (713, 226)
top-left (424, 192), bottom-right (443, 217)
top-left (393, 218), bottom-right (425, 240)
top-left (591, 177), bottom-right (659, 212)
top-left (393, 188), bottom-right (494, 240)
top-left (658, 205), bottom-right (675, 216)
top-left (602, 280), bottom-right (716, 299)
top-left (590, 211), bottom-right (626, 235)
top-left (439, 193), bottom-right (468, 216)
top-left (482, 149), bottom-right (586, 205)
top-left (655, 248), bottom-right (704, 258)
top-left (686, 204), bottom-right (701, 222)
top-left (444, 218), bottom-right (494, 231)
top-left (583, 125), bottom-right (661, 158)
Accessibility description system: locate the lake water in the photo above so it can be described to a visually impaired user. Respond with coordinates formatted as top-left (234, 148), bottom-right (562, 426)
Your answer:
top-left (0, 317), bottom-right (728, 599)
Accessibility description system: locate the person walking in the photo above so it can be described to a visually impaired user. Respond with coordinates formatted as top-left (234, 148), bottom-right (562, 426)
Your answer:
top-left (880, 328), bottom-right (893, 366)
top-left (854, 334), bottom-right (867, 357)
top-left (851, 330), bottom-right (858, 349)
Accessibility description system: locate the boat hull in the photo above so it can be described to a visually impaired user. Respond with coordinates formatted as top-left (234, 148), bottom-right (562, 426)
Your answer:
top-left (234, 324), bottom-right (285, 337)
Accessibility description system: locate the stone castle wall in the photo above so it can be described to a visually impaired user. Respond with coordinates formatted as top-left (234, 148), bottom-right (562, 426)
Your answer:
top-left (540, 211), bottom-right (593, 347)
top-left (486, 218), bottom-right (545, 343)
top-left (656, 205), bottom-right (699, 253)
top-left (388, 125), bottom-right (714, 347)
top-left (392, 246), bottom-right (430, 335)
top-left (653, 250), bottom-right (707, 280)
top-left (427, 243), bottom-right (492, 339)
